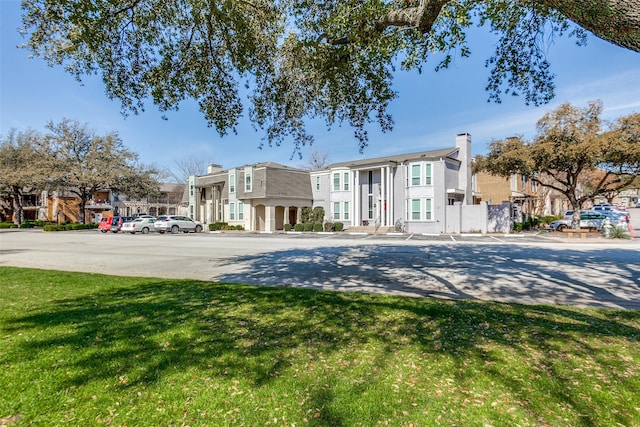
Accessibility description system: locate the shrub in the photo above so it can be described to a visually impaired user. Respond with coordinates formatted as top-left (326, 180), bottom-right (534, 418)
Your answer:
top-left (313, 223), bottom-right (323, 232)
top-left (324, 222), bottom-right (334, 232)
top-left (300, 206), bottom-right (325, 224)
top-left (334, 222), bottom-right (344, 232)
top-left (303, 223), bottom-right (314, 232)
top-left (0, 222), bottom-right (17, 229)
top-left (19, 221), bottom-right (35, 228)
top-left (284, 223), bottom-right (292, 231)
top-left (209, 222), bottom-right (228, 231)
top-left (607, 225), bottom-right (630, 239)
top-left (294, 223), bottom-right (304, 232)
top-left (235, 225), bottom-right (244, 231)
top-left (539, 216), bottom-right (561, 225)
top-left (512, 222), bottom-right (524, 232)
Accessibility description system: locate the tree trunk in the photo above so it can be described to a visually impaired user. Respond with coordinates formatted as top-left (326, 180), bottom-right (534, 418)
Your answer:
top-left (568, 197), bottom-right (582, 229)
top-left (378, 0), bottom-right (640, 53)
top-left (79, 198), bottom-right (87, 224)
top-left (542, 0), bottom-right (640, 53)
top-left (10, 185), bottom-right (24, 226)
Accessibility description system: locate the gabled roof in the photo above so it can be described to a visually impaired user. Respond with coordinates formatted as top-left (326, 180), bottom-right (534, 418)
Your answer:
top-left (322, 147), bottom-right (458, 170)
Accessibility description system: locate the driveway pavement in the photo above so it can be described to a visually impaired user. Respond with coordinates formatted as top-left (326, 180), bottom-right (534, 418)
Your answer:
top-left (1, 229), bottom-right (639, 310)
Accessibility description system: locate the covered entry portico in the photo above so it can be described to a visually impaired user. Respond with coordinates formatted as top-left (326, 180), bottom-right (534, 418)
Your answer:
top-left (252, 202), bottom-right (305, 232)
top-left (350, 164), bottom-right (397, 228)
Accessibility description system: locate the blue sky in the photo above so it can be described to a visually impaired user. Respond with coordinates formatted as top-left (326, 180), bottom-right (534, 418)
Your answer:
top-left (2, 0), bottom-right (639, 176)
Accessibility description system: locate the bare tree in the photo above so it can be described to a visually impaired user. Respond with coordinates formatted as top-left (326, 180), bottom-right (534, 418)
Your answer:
top-left (166, 155), bottom-right (212, 183)
top-left (302, 150), bottom-right (330, 170)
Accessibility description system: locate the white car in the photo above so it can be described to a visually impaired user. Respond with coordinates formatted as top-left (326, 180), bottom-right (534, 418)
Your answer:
top-left (154, 215), bottom-right (203, 234)
top-left (121, 217), bottom-right (156, 234)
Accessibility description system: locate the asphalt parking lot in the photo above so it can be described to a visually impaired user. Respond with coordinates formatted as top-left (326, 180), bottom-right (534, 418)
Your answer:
top-left (2, 227), bottom-right (639, 310)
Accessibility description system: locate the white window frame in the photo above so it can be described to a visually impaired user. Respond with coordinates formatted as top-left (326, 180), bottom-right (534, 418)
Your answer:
top-left (333, 173), bottom-right (340, 191)
top-left (343, 172), bottom-right (349, 191)
top-left (411, 199), bottom-right (421, 220)
top-left (406, 197), bottom-right (434, 221)
top-left (411, 164), bottom-right (421, 186)
top-left (230, 202), bottom-right (235, 220)
top-left (244, 167), bottom-right (252, 192)
top-left (425, 198), bottom-right (432, 220)
top-left (316, 176), bottom-right (320, 191)
top-left (343, 201), bottom-right (349, 220)
top-left (425, 163), bottom-right (432, 186)
top-left (229, 173), bottom-right (236, 193)
top-left (333, 202), bottom-right (340, 220)
top-left (238, 201), bottom-right (244, 220)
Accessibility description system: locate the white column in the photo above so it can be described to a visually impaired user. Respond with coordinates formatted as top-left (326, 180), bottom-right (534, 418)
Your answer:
top-left (354, 171), bottom-right (360, 226)
top-left (386, 166), bottom-right (391, 227)
top-left (380, 167), bottom-right (385, 226)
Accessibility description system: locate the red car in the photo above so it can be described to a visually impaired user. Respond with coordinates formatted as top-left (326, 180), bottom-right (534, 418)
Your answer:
top-left (98, 216), bottom-right (123, 233)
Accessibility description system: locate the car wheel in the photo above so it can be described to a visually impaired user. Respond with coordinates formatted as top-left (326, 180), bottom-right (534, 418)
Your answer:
top-left (158, 230), bottom-right (165, 234)
top-left (130, 232), bottom-right (135, 235)
top-left (141, 227), bottom-right (149, 234)
top-left (557, 224), bottom-right (567, 231)
top-left (195, 225), bottom-right (202, 233)
top-left (171, 225), bottom-right (179, 234)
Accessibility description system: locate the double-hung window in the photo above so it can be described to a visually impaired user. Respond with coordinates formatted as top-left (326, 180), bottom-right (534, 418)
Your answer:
top-left (333, 202), bottom-right (341, 220)
top-left (411, 164), bottom-right (421, 186)
top-left (244, 167), bottom-right (252, 192)
top-left (238, 202), bottom-right (244, 220)
top-left (316, 176), bottom-right (320, 191)
top-left (230, 203), bottom-right (235, 220)
top-left (425, 164), bottom-right (432, 185)
top-left (406, 198), bottom-right (434, 221)
top-left (425, 198), bottom-right (432, 220)
top-left (411, 199), bottom-right (421, 220)
top-left (343, 202), bottom-right (350, 220)
top-left (333, 173), bottom-right (340, 191)
top-left (229, 173), bottom-right (235, 193)
top-left (343, 172), bottom-right (349, 191)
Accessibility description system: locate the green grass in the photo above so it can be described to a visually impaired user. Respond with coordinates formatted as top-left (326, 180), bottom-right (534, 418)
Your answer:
top-left (1, 267), bottom-right (639, 426)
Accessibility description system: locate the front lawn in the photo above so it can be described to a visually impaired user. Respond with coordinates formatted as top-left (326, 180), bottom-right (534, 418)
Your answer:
top-left (1, 267), bottom-right (639, 426)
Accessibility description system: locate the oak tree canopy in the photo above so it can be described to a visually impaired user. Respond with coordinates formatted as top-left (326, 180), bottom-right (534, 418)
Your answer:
top-left (18, 0), bottom-right (640, 152)
top-left (474, 100), bottom-right (640, 226)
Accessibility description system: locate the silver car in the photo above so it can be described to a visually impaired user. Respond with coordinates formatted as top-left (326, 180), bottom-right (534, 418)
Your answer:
top-left (154, 215), bottom-right (204, 234)
top-left (121, 217), bottom-right (156, 234)
top-left (550, 212), bottom-right (607, 231)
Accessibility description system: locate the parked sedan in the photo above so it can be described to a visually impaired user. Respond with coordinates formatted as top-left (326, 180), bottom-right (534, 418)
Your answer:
top-left (154, 215), bottom-right (203, 234)
top-left (121, 217), bottom-right (156, 234)
top-left (550, 212), bottom-right (608, 232)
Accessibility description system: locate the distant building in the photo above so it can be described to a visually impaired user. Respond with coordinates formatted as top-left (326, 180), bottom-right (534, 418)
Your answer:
top-left (189, 134), bottom-right (477, 233)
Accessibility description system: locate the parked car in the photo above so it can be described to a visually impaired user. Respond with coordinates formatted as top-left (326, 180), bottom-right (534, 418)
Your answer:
top-left (121, 216), bottom-right (135, 223)
top-left (600, 211), bottom-right (629, 227)
top-left (109, 217), bottom-right (124, 233)
top-left (154, 215), bottom-right (203, 234)
top-left (98, 216), bottom-right (122, 233)
top-left (550, 212), bottom-right (608, 232)
top-left (121, 217), bottom-right (156, 234)
top-left (562, 210), bottom-right (594, 220)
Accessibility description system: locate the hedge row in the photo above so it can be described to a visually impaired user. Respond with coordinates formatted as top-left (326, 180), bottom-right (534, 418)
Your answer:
top-left (43, 223), bottom-right (98, 231)
top-left (288, 222), bottom-right (343, 232)
top-left (208, 222), bottom-right (244, 231)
